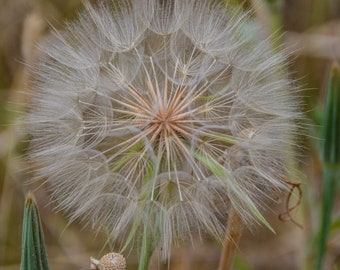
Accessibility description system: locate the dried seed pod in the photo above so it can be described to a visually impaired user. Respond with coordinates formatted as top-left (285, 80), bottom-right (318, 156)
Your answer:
top-left (90, 253), bottom-right (126, 270)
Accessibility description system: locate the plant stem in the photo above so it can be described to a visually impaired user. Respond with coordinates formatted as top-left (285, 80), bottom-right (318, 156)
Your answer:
top-left (138, 202), bottom-right (161, 270)
top-left (315, 169), bottom-right (338, 270)
top-left (138, 226), bottom-right (155, 270)
top-left (218, 207), bottom-right (244, 270)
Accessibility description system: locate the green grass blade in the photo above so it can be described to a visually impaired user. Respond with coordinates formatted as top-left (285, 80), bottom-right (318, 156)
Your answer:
top-left (315, 62), bottom-right (340, 270)
top-left (20, 192), bottom-right (50, 270)
top-left (322, 63), bottom-right (340, 165)
top-left (194, 150), bottom-right (275, 233)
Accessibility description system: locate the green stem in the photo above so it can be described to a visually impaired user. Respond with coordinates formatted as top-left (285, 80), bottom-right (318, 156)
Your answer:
top-left (138, 226), bottom-right (156, 270)
top-left (138, 202), bottom-right (160, 270)
top-left (315, 169), bottom-right (338, 270)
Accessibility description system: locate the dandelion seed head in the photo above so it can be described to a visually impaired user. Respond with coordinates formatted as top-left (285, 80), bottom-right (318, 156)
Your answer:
top-left (26, 0), bottom-right (301, 259)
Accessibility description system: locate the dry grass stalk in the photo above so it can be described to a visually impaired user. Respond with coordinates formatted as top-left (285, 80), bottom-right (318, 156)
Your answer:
top-left (218, 208), bottom-right (244, 270)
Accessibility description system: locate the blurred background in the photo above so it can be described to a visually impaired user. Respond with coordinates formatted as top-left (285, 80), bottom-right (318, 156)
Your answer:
top-left (0, 0), bottom-right (340, 269)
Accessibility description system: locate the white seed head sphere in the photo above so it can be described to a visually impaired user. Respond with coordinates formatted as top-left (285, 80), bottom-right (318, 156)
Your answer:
top-left (26, 0), bottom-right (301, 259)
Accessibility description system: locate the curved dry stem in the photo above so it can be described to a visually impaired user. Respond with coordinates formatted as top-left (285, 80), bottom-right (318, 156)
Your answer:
top-left (217, 207), bottom-right (244, 270)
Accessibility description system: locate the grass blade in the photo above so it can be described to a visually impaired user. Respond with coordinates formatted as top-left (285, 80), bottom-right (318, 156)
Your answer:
top-left (20, 192), bottom-right (50, 270)
top-left (315, 62), bottom-right (340, 270)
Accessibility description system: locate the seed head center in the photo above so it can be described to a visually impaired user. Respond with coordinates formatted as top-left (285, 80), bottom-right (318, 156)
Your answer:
top-left (153, 107), bottom-right (175, 129)
top-left (148, 101), bottom-right (189, 140)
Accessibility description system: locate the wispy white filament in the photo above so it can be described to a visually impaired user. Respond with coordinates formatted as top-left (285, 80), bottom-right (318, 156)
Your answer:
top-left (26, 0), bottom-right (301, 259)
